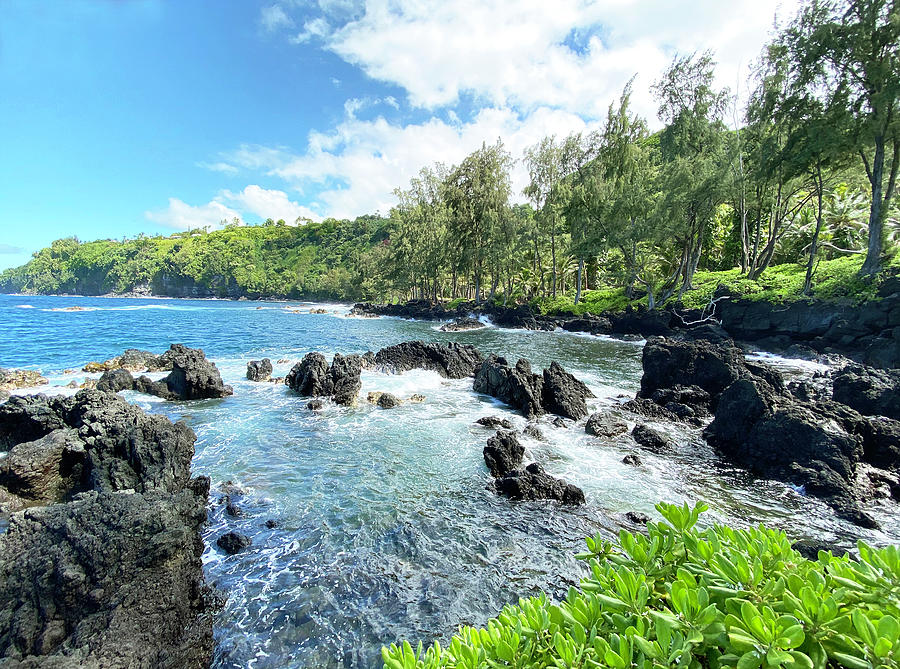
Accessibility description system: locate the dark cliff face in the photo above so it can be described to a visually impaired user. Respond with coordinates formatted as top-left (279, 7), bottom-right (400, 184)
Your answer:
top-left (716, 285), bottom-right (900, 369)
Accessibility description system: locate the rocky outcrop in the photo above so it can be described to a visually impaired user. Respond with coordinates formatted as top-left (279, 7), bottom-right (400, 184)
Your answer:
top-left (542, 361), bottom-right (594, 420)
top-left (703, 375), bottom-right (900, 527)
top-left (246, 358), bottom-right (273, 382)
top-left (285, 352), bottom-right (361, 405)
top-left (96, 368), bottom-right (136, 393)
top-left (481, 431), bottom-right (585, 505)
top-left (473, 356), bottom-right (545, 418)
top-left (0, 368), bottom-right (48, 392)
top-left (638, 337), bottom-right (748, 408)
top-left (374, 341), bottom-right (484, 378)
top-left (483, 431), bottom-right (524, 478)
top-left (82, 348), bottom-right (171, 374)
top-left (440, 317), bottom-right (485, 332)
top-left (94, 344), bottom-right (232, 401)
top-left (832, 364), bottom-right (900, 420)
top-left (495, 464), bottom-right (586, 505)
top-left (473, 356), bottom-right (593, 420)
top-left (0, 390), bottom-right (215, 667)
top-left (155, 344), bottom-right (233, 400)
top-left (330, 354), bottom-right (362, 405)
top-left (285, 352), bottom-right (332, 396)
top-left (634, 337), bottom-right (899, 527)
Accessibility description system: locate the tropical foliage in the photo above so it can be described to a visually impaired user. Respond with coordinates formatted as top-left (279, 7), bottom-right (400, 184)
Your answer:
top-left (382, 502), bottom-right (900, 669)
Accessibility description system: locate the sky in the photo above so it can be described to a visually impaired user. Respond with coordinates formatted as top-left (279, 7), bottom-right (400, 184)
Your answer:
top-left (0, 0), bottom-right (801, 271)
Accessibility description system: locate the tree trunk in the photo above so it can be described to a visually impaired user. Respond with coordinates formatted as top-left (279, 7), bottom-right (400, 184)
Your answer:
top-left (550, 224), bottom-right (557, 298)
top-left (804, 163), bottom-right (825, 295)
top-left (860, 135), bottom-right (885, 275)
top-left (574, 258), bottom-right (584, 305)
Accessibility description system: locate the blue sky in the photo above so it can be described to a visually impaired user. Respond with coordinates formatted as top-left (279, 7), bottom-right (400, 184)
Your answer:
top-left (0, 0), bottom-right (800, 271)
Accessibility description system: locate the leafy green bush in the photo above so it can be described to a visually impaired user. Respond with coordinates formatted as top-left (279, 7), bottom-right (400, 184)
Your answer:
top-left (382, 502), bottom-right (900, 669)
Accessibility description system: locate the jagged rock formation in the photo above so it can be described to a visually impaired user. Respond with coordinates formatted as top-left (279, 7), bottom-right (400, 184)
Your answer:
top-left (285, 352), bottom-right (361, 405)
top-left (246, 358), bottom-right (273, 382)
top-left (0, 390), bottom-right (216, 667)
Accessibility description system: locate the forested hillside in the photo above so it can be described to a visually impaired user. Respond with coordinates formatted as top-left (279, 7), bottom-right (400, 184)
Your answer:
top-left (0, 216), bottom-right (393, 300)
top-left (2, 0), bottom-right (897, 306)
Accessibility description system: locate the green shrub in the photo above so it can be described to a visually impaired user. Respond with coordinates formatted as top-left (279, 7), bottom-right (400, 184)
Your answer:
top-left (382, 502), bottom-right (900, 669)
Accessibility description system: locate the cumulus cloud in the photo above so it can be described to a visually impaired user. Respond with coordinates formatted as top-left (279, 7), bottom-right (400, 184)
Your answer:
top-left (253, 105), bottom-right (599, 218)
top-left (220, 185), bottom-right (322, 223)
top-left (145, 198), bottom-right (241, 230)
top-left (315, 0), bottom-right (800, 121)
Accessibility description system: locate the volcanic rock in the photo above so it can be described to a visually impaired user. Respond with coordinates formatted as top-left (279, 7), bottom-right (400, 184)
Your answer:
top-left (246, 358), bottom-right (273, 382)
top-left (374, 341), bottom-right (484, 378)
top-left (541, 361), bottom-right (594, 420)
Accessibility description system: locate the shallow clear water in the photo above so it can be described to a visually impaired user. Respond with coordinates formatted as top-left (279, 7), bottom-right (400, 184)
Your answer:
top-left (2, 293), bottom-right (897, 669)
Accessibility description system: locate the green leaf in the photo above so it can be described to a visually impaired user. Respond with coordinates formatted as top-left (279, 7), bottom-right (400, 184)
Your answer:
top-left (737, 650), bottom-right (762, 669)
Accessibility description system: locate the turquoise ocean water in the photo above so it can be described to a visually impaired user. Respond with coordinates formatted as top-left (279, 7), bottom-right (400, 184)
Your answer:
top-left (1, 293), bottom-right (897, 668)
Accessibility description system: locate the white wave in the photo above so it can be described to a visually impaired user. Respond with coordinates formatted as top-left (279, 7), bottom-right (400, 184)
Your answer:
top-left (15, 304), bottom-right (34, 309)
top-left (747, 351), bottom-right (830, 374)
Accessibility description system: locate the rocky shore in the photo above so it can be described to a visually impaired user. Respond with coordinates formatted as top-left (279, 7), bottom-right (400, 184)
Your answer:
top-left (0, 390), bottom-right (217, 667)
top-left (350, 278), bottom-right (900, 369)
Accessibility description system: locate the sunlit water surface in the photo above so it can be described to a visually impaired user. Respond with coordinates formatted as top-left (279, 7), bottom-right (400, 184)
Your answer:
top-left (1, 294), bottom-right (897, 668)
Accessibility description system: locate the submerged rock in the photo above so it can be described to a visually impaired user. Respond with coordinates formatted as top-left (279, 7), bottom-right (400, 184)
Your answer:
top-left (522, 424), bottom-right (545, 441)
top-left (622, 453), bottom-right (642, 466)
top-left (246, 358), bottom-right (273, 382)
top-left (585, 412), bottom-right (628, 438)
top-left (376, 393), bottom-right (401, 409)
top-left (217, 531), bottom-right (252, 555)
top-left (475, 416), bottom-right (514, 430)
top-left (632, 424), bottom-right (673, 453)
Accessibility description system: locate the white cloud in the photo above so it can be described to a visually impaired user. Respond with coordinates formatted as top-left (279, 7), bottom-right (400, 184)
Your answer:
top-left (145, 198), bottom-right (242, 230)
top-left (259, 4), bottom-right (294, 32)
top-left (220, 185), bottom-right (322, 223)
top-left (197, 161), bottom-right (238, 175)
top-left (291, 17), bottom-right (331, 44)
top-left (253, 105), bottom-right (598, 218)
top-left (312, 0), bottom-right (800, 123)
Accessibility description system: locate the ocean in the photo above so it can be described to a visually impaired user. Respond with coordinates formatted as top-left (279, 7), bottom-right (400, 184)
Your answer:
top-left (1, 293), bottom-right (896, 668)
